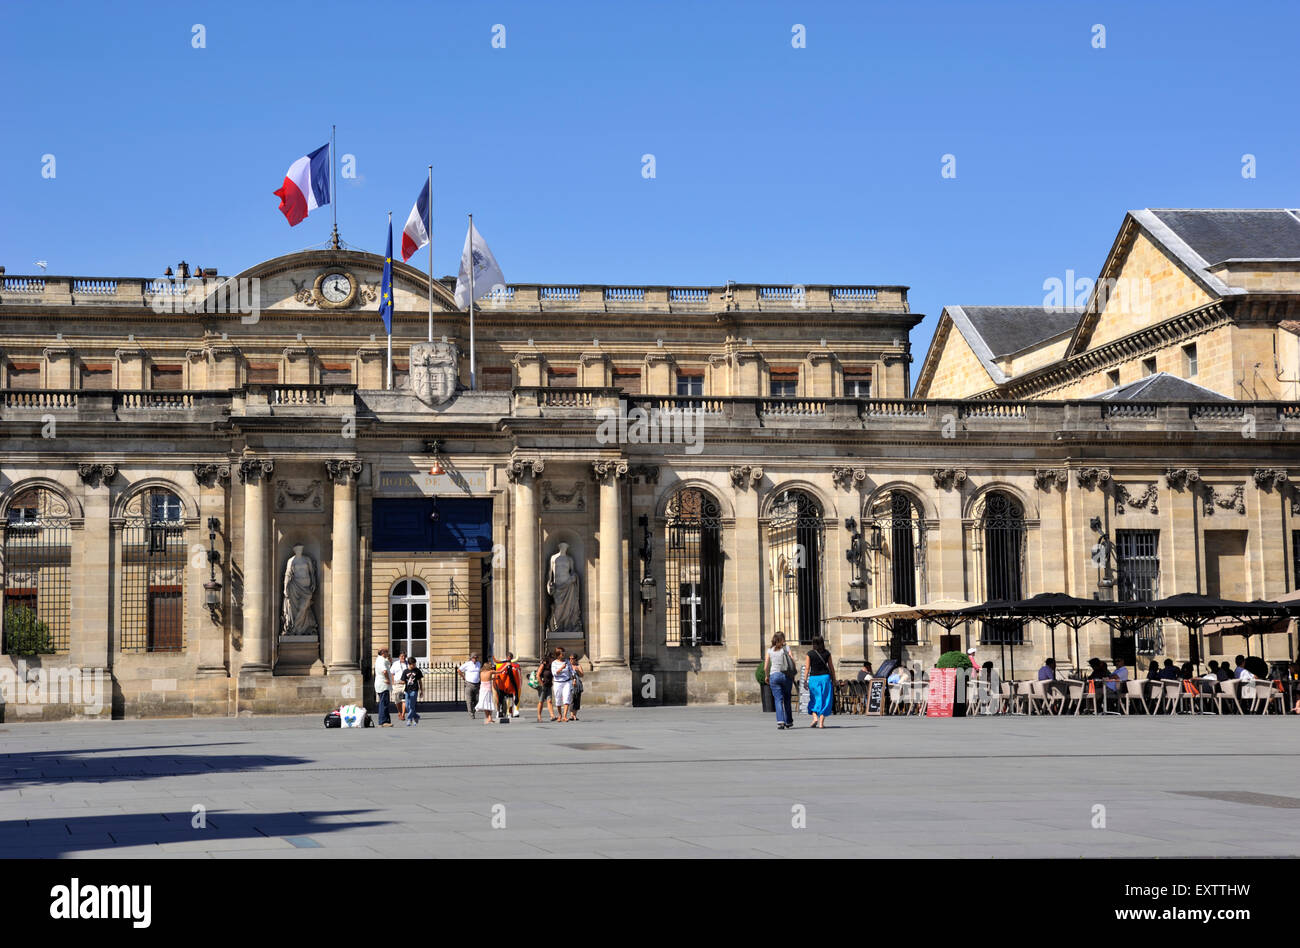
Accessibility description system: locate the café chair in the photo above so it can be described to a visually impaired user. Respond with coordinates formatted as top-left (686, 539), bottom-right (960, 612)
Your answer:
top-left (1122, 679), bottom-right (1151, 715)
top-left (1215, 679), bottom-right (1245, 715)
top-left (1249, 679), bottom-right (1285, 715)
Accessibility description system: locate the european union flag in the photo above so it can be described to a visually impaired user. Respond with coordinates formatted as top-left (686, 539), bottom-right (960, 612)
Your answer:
top-left (379, 217), bottom-right (394, 334)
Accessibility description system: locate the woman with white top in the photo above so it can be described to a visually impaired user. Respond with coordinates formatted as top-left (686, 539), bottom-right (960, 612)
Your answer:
top-left (391, 652), bottom-right (408, 721)
top-left (551, 647), bottom-right (573, 721)
top-left (763, 632), bottom-right (795, 729)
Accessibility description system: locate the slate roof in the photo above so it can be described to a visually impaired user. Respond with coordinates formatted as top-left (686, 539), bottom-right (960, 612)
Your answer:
top-left (1149, 209), bottom-right (1300, 266)
top-left (1089, 372), bottom-right (1232, 402)
top-left (956, 306), bottom-right (1084, 358)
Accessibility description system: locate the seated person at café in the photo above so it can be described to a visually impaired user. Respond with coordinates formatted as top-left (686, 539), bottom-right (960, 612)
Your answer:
top-left (1146, 661), bottom-right (1162, 681)
top-left (1215, 660), bottom-right (1234, 681)
top-left (1038, 658), bottom-right (1057, 681)
top-left (1158, 658), bottom-right (1180, 680)
top-left (1111, 659), bottom-right (1129, 690)
top-left (857, 661), bottom-right (873, 682)
top-left (1179, 661), bottom-right (1195, 680)
top-left (1204, 660), bottom-right (1221, 680)
top-left (1233, 655), bottom-right (1250, 679)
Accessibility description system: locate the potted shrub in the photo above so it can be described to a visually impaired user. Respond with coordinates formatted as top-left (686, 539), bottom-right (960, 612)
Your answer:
top-left (755, 662), bottom-right (775, 713)
top-left (934, 650), bottom-right (974, 716)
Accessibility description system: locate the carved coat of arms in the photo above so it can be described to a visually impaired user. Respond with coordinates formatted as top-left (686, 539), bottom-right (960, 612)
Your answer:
top-left (409, 341), bottom-right (459, 407)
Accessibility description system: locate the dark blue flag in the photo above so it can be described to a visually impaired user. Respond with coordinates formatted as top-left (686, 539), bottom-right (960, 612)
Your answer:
top-left (379, 218), bottom-right (393, 334)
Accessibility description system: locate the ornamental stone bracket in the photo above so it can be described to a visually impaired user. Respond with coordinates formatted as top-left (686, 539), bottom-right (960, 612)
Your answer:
top-left (729, 464), bottom-right (764, 489)
top-left (1164, 467), bottom-right (1200, 490)
top-left (114, 346), bottom-right (145, 362)
top-left (77, 463), bottom-right (116, 487)
top-left (193, 463), bottom-right (231, 488)
top-left (831, 466), bottom-right (868, 490)
top-left (324, 459), bottom-right (364, 486)
top-left (1033, 468), bottom-right (1067, 491)
top-left (1202, 483), bottom-right (1246, 516)
top-left (591, 459), bottom-right (629, 482)
top-left (506, 457), bottom-right (545, 484)
top-left (1254, 468), bottom-right (1290, 490)
top-left (1114, 482), bottom-right (1158, 516)
top-left (43, 345), bottom-right (72, 362)
top-left (282, 345), bottom-right (313, 362)
top-left (627, 464), bottom-right (660, 485)
top-left (931, 468), bottom-right (967, 490)
top-left (237, 457), bottom-right (275, 484)
top-left (1075, 467), bottom-right (1111, 489)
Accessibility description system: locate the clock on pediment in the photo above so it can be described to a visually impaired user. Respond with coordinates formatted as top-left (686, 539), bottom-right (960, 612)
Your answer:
top-left (313, 269), bottom-right (359, 309)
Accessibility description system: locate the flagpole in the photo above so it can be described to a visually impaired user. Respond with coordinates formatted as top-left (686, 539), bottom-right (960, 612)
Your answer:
top-left (468, 212), bottom-right (476, 390)
top-left (330, 125), bottom-right (339, 250)
top-left (427, 165), bottom-right (434, 344)
top-left (386, 210), bottom-right (393, 390)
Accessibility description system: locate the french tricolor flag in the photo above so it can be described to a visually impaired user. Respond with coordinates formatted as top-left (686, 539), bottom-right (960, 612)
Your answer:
top-left (401, 178), bottom-right (432, 261)
top-left (273, 144), bottom-right (331, 226)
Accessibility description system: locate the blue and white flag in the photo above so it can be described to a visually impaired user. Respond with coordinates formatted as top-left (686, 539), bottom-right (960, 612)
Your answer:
top-left (379, 218), bottom-right (394, 334)
top-left (454, 219), bottom-right (505, 309)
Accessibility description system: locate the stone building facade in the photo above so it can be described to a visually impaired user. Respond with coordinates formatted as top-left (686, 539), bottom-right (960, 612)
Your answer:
top-left (1, 241), bottom-right (1298, 720)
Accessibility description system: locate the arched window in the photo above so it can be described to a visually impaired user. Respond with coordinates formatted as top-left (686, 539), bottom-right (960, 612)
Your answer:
top-left (767, 489), bottom-right (825, 645)
top-left (974, 491), bottom-right (1025, 645)
top-left (122, 488), bottom-right (186, 652)
top-left (2, 488), bottom-right (73, 654)
top-left (390, 579), bottom-right (429, 660)
top-left (665, 487), bottom-right (723, 646)
top-left (866, 491), bottom-right (927, 649)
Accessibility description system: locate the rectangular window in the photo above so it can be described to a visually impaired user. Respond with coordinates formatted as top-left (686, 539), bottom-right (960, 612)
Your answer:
top-left (6, 362), bottom-right (41, 389)
top-left (247, 362), bottom-right (279, 384)
top-left (393, 359), bottom-right (410, 389)
top-left (150, 493), bottom-right (183, 523)
top-left (676, 373), bottom-right (703, 396)
top-left (843, 369), bottom-right (871, 398)
top-left (613, 368), bottom-right (642, 394)
top-left (147, 588), bottom-right (184, 652)
top-left (150, 364), bottom-right (184, 390)
top-left (80, 363), bottom-right (114, 390)
top-left (1117, 530), bottom-right (1160, 656)
top-left (319, 362), bottom-right (353, 385)
top-left (1183, 343), bottom-right (1198, 377)
top-left (769, 369), bottom-right (799, 397)
top-left (1142, 357), bottom-right (1157, 377)
top-left (549, 368), bottom-right (578, 387)
top-left (1106, 369), bottom-right (1120, 388)
top-left (480, 366), bottom-right (513, 391)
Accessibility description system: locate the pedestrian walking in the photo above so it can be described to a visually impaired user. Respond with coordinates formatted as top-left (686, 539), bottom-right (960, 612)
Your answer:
top-left (804, 636), bottom-right (835, 728)
top-left (475, 654), bottom-right (497, 724)
top-left (536, 654), bottom-right (556, 721)
top-left (505, 652), bottom-right (522, 718)
top-left (373, 648), bottom-right (393, 727)
top-left (551, 647), bottom-right (574, 721)
top-left (764, 632), bottom-right (796, 729)
top-left (402, 660), bottom-right (423, 726)
top-left (458, 653), bottom-right (482, 719)
top-left (570, 654), bottom-right (584, 720)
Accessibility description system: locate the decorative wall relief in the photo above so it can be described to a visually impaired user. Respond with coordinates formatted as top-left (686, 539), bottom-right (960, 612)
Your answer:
top-left (542, 480), bottom-right (586, 511)
top-left (1114, 482), bottom-right (1158, 515)
top-left (1202, 483), bottom-right (1246, 516)
top-left (275, 479), bottom-right (323, 511)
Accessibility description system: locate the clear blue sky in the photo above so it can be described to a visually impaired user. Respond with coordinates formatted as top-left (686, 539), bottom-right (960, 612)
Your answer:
top-left (3, 0), bottom-right (1297, 368)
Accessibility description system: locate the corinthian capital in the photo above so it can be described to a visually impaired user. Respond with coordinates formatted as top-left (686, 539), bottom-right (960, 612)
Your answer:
top-left (591, 459), bottom-right (629, 482)
top-left (325, 459), bottom-right (364, 485)
top-left (237, 457), bottom-right (275, 484)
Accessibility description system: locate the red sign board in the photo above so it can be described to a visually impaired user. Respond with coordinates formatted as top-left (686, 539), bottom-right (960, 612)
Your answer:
top-left (925, 668), bottom-right (957, 718)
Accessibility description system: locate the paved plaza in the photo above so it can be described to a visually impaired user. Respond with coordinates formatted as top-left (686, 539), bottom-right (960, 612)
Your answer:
top-left (1, 707), bottom-right (1298, 859)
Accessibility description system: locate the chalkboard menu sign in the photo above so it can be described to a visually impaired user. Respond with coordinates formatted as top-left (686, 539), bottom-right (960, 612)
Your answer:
top-left (865, 678), bottom-right (887, 715)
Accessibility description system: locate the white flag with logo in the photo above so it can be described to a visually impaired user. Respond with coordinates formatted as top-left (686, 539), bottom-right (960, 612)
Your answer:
top-left (453, 220), bottom-right (506, 309)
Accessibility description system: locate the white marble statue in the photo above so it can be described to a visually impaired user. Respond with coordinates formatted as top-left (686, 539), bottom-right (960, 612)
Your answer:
top-left (545, 542), bottom-right (583, 638)
top-left (282, 544), bottom-right (318, 636)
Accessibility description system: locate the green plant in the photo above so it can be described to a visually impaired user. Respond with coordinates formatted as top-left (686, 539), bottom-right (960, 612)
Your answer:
top-left (934, 650), bottom-right (972, 670)
top-left (755, 662), bottom-right (766, 685)
top-left (3, 606), bottom-right (54, 657)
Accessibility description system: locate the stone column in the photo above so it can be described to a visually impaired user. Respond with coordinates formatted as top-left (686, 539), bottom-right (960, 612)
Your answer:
top-left (193, 464), bottom-right (232, 679)
top-left (730, 465), bottom-right (765, 662)
top-left (73, 466), bottom-right (113, 676)
top-left (509, 459), bottom-right (544, 663)
top-left (238, 458), bottom-right (274, 673)
top-left (593, 460), bottom-right (628, 666)
top-left (326, 460), bottom-right (362, 672)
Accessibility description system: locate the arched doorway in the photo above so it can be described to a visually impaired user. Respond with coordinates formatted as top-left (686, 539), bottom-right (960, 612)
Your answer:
top-left (665, 486), bottom-right (723, 646)
top-left (2, 487), bottom-right (73, 654)
top-left (974, 491), bottom-right (1026, 646)
top-left (866, 490), bottom-right (926, 658)
top-left (390, 579), bottom-right (429, 661)
top-left (767, 489), bottom-right (825, 645)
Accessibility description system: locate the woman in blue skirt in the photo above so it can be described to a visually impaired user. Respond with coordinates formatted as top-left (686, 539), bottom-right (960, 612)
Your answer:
top-left (804, 636), bottom-right (836, 728)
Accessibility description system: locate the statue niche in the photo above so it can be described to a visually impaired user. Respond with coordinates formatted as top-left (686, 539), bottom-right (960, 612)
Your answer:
top-left (545, 541), bottom-right (583, 639)
top-left (281, 544), bottom-right (318, 637)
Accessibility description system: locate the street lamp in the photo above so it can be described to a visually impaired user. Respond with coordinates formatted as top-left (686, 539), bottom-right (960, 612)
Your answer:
top-left (204, 516), bottom-right (222, 619)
